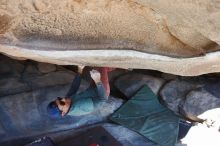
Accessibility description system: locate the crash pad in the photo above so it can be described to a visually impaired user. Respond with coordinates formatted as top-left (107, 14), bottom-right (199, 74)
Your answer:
top-left (110, 85), bottom-right (179, 146)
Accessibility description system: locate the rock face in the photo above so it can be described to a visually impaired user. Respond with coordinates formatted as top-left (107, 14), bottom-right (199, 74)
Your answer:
top-left (160, 79), bottom-right (201, 116)
top-left (22, 124), bottom-right (158, 146)
top-left (160, 77), bottom-right (220, 122)
top-left (0, 55), bottom-right (122, 144)
top-left (1, 55), bottom-right (220, 146)
top-left (114, 72), bottom-right (165, 98)
top-left (0, 0), bottom-right (220, 75)
top-left (37, 62), bottom-right (56, 73)
top-left (183, 89), bottom-right (220, 117)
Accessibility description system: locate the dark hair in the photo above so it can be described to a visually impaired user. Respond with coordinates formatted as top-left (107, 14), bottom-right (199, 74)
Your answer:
top-left (57, 97), bottom-right (65, 106)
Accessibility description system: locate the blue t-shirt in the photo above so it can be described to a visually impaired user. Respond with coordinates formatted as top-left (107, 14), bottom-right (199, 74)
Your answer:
top-left (67, 84), bottom-right (107, 116)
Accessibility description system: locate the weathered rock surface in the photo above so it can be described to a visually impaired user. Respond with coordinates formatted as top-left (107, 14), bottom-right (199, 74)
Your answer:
top-left (160, 79), bottom-right (201, 115)
top-left (1, 0), bottom-right (220, 75)
top-left (114, 72), bottom-right (165, 98)
top-left (37, 62), bottom-right (56, 73)
top-left (1, 54), bottom-right (220, 146)
top-left (48, 123), bottom-right (158, 146)
top-left (183, 89), bottom-right (220, 117)
top-left (0, 55), bottom-right (123, 144)
top-left (160, 77), bottom-right (220, 122)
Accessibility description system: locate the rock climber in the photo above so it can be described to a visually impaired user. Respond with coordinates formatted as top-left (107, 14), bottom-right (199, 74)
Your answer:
top-left (47, 66), bottom-right (112, 118)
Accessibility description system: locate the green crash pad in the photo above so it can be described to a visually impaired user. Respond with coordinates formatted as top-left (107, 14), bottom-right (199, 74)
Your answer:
top-left (110, 85), bottom-right (179, 146)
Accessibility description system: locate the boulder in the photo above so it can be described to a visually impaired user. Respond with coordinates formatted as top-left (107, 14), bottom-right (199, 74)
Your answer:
top-left (115, 72), bottom-right (165, 98)
top-left (22, 62), bottom-right (42, 78)
top-left (160, 79), bottom-right (200, 115)
top-left (0, 55), bottom-right (125, 144)
top-left (161, 73), bottom-right (177, 81)
top-left (0, 54), bottom-right (24, 78)
top-left (1, 1), bottom-right (220, 75)
top-left (160, 77), bottom-right (220, 123)
top-left (37, 62), bottom-right (56, 73)
top-left (183, 88), bottom-right (220, 117)
top-left (0, 78), bottom-right (29, 97)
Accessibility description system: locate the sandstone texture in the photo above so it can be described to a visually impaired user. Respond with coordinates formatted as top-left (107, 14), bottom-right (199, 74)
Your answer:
top-left (0, 0), bottom-right (220, 75)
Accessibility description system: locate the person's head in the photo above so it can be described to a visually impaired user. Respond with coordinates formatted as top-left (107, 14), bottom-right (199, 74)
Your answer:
top-left (47, 97), bottom-right (71, 118)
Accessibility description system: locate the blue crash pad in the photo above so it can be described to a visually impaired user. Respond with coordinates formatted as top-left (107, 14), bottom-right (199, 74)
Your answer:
top-left (110, 85), bottom-right (179, 146)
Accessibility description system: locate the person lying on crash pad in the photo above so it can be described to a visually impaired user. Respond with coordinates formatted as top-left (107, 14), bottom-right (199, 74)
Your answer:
top-left (47, 66), bottom-right (111, 118)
